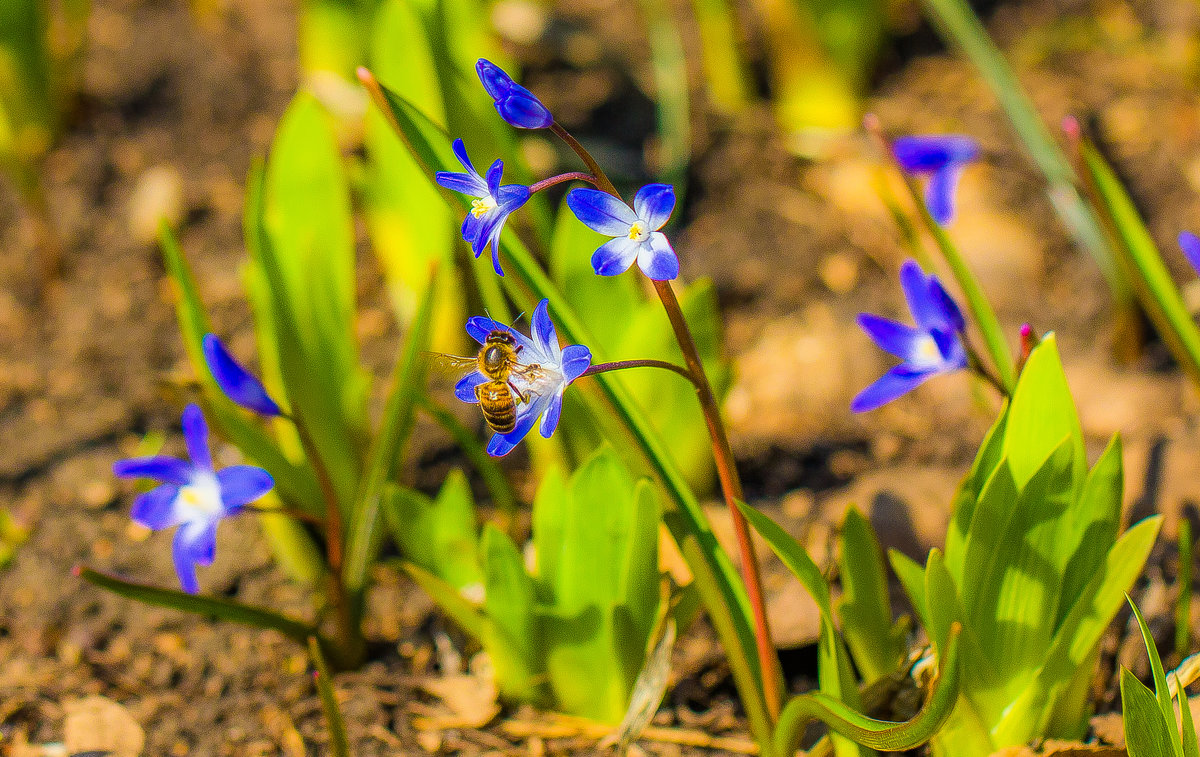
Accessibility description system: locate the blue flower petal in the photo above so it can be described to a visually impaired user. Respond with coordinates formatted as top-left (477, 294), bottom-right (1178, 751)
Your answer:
top-left (487, 240), bottom-right (505, 277)
top-left (560, 345), bottom-right (592, 382)
top-left (857, 314), bottom-right (924, 360)
top-left (216, 465), bottom-right (273, 511)
top-left (487, 406), bottom-right (539, 457)
top-left (633, 184), bottom-right (676, 230)
top-left (496, 184), bottom-right (531, 209)
top-left (465, 316), bottom-right (535, 353)
top-left (172, 521), bottom-right (217, 594)
top-left (476, 58), bottom-right (514, 100)
top-left (892, 135), bottom-right (979, 173)
top-left (495, 89), bottom-right (554, 130)
top-left (898, 260), bottom-right (943, 332)
top-left (1181, 232), bottom-right (1200, 276)
top-left (455, 372), bottom-right (487, 403)
top-left (637, 233), bottom-right (679, 281)
top-left (851, 365), bottom-right (937, 413)
top-left (436, 170), bottom-right (485, 196)
top-left (539, 391), bottom-right (564, 438)
top-left (202, 334), bottom-right (281, 417)
top-left (113, 455), bottom-right (192, 484)
top-left (567, 188), bottom-right (638, 236)
top-left (181, 404), bottom-right (213, 472)
top-left (131, 484), bottom-right (182, 529)
top-left (928, 277), bottom-right (966, 333)
top-left (931, 328), bottom-right (968, 370)
top-left (925, 163), bottom-right (966, 225)
top-left (451, 138), bottom-right (481, 180)
top-left (592, 236), bottom-right (641, 276)
top-left (530, 299), bottom-right (557, 357)
top-left (485, 159), bottom-right (504, 200)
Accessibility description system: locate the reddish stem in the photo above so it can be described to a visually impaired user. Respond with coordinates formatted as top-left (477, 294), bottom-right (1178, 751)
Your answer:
top-left (529, 172), bottom-right (599, 194)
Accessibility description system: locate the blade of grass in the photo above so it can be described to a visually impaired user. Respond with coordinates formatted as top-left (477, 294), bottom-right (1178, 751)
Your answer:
top-left (1179, 518), bottom-right (1193, 658)
top-left (1079, 138), bottom-right (1200, 386)
top-left (308, 636), bottom-right (351, 757)
top-left (915, 0), bottom-right (1129, 305)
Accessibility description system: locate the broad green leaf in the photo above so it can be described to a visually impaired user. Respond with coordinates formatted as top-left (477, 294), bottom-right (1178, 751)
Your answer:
top-left (1081, 138), bottom-right (1200, 387)
top-left (957, 458), bottom-right (1019, 623)
top-left (480, 524), bottom-right (541, 701)
top-left (253, 94), bottom-right (367, 510)
top-left (1181, 677), bottom-right (1199, 757)
top-left (308, 636), bottom-right (350, 757)
top-left (838, 507), bottom-right (904, 684)
top-left (80, 567), bottom-right (317, 645)
top-left (417, 397), bottom-right (518, 518)
top-left (991, 516), bottom-right (1161, 745)
top-left (382, 474), bottom-right (482, 594)
top-left (1122, 667), bottom-right (1178, 757)
top-left (1002, 334), bottom-right (1085, 490)
top-left (888, 548), bottom-right (928, 629)
top-left (403, 561), bottom-right (489, 641)
top-left (365, 0), bottom-right (463, 352)
top-left (622, 480), bottom-right (664, 648)
top-left (361, 76), bottom-right (774, 746)
top-left (1056, 433), bottom-right (1123, 628)
top-left (944, 405), bottom-right (1008, 583)
top-left (530, 465), bottom-right (568, 603)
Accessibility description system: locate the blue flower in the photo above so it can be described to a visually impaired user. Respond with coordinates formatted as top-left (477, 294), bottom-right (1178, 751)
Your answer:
top-left (202, 334), bottom-right (282, 417)
top-left (565, 184), bottom-right (679, 280)
top-left (892, 134), bottom-right (979, 225)
top-left (436, 139), bottom-right (531, 276)
top-left (1180, 231), bottom-right (1200, 276)
top-left (476, 58), bottom-right (554, 130)
top-left (454, 299), bottom-right (591, 457)
top-left (113, 404), bottom-right (273, 594)
top-left (852, 260), bottom-right (967, 412)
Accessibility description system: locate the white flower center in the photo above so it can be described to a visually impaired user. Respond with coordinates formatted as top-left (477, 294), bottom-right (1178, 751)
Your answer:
top-left (911, 334), bottom-right (943, 368)
top-left (176, 472), bottom-right (223, 521)
top-left (627, 221), bottom-right (650, 243)
top-left (471, 195), bottom-right (498, 218)
top-left (510, 363), bottom-right (565, 403)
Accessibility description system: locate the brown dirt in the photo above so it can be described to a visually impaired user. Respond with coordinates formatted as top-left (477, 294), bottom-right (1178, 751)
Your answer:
top-left (4, 0), bottom-right (1200, 753)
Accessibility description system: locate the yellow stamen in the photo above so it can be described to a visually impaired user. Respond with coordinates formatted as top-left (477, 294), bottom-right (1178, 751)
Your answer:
top-left (627, 221), bottom-right (644, 241)
top-left (471, 196), bottom-right (497, 218)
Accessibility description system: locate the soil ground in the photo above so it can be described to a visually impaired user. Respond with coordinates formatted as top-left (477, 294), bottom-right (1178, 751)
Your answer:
top-left (4, 0), bottom-right (1200, 753)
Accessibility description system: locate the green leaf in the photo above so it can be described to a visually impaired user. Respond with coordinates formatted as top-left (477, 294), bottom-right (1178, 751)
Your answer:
top-left (838, 507), bottom-right (904, 684)
top-left (1080, 138), bottom-right (1200, 387)
top-left (79, 567), bottom-right (317, 645)
top-left (364, 0), bottom-right (463, 353)
top-left (888, 548), bottom-right (929, 630)
top-left (480, 524), bottom-right (544, 704)
top-left (1122, 667), bottom-right (1178, 757)
top-left (1001, 334), bottom-right (1085, 490)
top-left (308, 636), bottom-right (350, 757)
top-left (342, 263), bottom-right (438, 597)
top-left (403, 561), bottom-right (489, 641)
top-left (774, 623), bottom-right (964, 756)
top-left (382, 473), bottom-right (482, 594)
top-left (1130, 595), bottom-right (1185, 757)
top-left (1056, 433), bottom-right (1124, 628)
top-left (944, 403), bottom-right (1008, 583)
top-left (252, 93), bottom-right (367, 510)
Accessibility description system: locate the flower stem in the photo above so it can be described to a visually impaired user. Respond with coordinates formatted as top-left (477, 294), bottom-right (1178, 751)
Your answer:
top-left (551, 121), bottom-right (782, 721)
top-left (286, 411), bottom-right (365, 668)
top-left (652, 279), bottom-right (782, 721)
top-left (529, 172), bottom-right (599, 194)
top-left (550, 123), bottom-right (621, 198)
top-left (582, 358), bottom-right (696, 384)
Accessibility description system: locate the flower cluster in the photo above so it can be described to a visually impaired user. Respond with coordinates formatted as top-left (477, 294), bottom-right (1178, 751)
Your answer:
top-left (853, 260), bottom-right (968, 412)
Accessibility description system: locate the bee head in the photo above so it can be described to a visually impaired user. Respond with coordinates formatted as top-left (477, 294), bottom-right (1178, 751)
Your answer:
top-left (483, 330), bottom-right (517, 373)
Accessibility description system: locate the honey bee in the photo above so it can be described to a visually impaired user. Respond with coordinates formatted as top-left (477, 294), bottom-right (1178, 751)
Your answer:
top-left (431, 330), bottom-right (543, 434)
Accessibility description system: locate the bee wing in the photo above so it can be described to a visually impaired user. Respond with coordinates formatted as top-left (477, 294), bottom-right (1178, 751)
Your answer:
top-left (425, 352), bottom-right (480, 373)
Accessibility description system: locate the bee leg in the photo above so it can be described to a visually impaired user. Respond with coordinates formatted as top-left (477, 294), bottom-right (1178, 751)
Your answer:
top-left (508, 381), bottom-right (529, 403)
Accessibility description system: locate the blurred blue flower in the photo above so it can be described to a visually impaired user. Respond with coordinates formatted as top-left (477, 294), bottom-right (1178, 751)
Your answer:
top-left (1180, 231), bottom-right (1200, 276)
top-left (892, 134), bottom-right (979, 225)
top-left (476, 58), bottom-right (554, 129)
top-left (565, 184), bottom-right (679, 280)
top-left (436, 138), bottom-right (530, 276)
top-left (455, 299), bottom-right (591, 457)
top-left (113, 404), bottom-right (273, 594)
top-left (202, 334), bottom-right (282, 417)
top-left (852, 260), bottom-right (967, 412)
